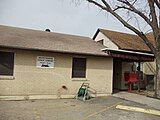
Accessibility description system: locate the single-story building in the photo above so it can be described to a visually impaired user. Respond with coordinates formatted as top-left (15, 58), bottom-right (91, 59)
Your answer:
top-left (0, 25), bottom-right (155, 100)
top-left (93, 28), bottom-right (155, 91)
top-left (0, 25), bottom-right (114, 100)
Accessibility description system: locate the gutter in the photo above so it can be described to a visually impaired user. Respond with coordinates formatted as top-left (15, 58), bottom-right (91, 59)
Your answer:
top-left (101, 48), bottom-right (154, 56)
top-left (0, 45), bottom-right (109, 57)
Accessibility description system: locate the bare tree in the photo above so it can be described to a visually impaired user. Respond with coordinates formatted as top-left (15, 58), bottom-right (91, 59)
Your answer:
top-left (84, 0), bottom-right (160, 98)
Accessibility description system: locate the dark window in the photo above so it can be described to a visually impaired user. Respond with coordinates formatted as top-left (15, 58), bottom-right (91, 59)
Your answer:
top-left (72, 58), bottom-right (86, 78)
top-left (0, 51), bottom-right (14, 76)
top-left (97, 39), bottom-right (104, 45)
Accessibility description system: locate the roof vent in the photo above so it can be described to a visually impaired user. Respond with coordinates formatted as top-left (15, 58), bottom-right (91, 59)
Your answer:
top-left (45, 29), bottom-right (51, 32)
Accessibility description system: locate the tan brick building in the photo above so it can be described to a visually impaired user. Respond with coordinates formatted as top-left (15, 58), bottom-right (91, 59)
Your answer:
top-left (0, 25), bottom-right (113, 100)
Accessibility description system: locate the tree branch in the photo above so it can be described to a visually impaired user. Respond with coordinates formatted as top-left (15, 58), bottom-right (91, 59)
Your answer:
top-left (117, 0), bottom-right (152, 28)
top-left (87, 0), bottom-right (156, 54)
top-left (116, 0), bottom-right (159, 47)
top-left (86, 0), bottom-right (108, 11)
top-left (113, 5), bottom-right (132, 12)
top-left (154, 0), bottom-right (160, 9)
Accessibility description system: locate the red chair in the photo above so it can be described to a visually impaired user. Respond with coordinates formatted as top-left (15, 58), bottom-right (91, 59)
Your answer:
top-left (129, 72), bottom-right (138, 83)
top-left (124, 72), bottom-right (138, 92)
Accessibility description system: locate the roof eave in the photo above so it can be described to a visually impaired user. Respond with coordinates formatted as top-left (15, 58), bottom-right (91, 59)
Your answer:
top-left (0, 45), bottom-right (109, 57)
top-left (101, 48), bottom-right (154, 56)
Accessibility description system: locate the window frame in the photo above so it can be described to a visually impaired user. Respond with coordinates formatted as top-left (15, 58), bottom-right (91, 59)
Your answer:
top-left (71, 57), bottom-right (87, 78)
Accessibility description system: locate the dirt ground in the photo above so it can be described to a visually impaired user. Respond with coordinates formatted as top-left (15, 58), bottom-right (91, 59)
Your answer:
top-left (0, 96), bottom-right (160, 120)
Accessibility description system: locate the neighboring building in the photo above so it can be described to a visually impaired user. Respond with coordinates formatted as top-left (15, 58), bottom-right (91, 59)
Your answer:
top-left (93, 29), bottom-right (155, 91)
top-left (0, 25), bottom-right (113, 100)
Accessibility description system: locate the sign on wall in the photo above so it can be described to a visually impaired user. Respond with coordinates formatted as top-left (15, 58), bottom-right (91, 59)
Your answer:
top-left (36, 56), bottom-right (54, 68)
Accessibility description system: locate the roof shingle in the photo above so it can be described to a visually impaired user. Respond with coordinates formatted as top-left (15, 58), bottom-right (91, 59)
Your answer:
top-left (98, 29), bottom-right (155, 52)
top-left (0, 25), bottom-right (108, 56)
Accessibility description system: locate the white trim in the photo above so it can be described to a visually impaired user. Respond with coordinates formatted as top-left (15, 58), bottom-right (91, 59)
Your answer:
top-left (0, 76), bottom-right (15, 80)
top-left (71, 78), bottom-right (88, 81)
top-left (101, 48), bottom-right (154, 56)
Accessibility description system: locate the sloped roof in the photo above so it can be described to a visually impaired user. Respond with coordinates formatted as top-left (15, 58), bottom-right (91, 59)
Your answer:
top-left (0, 25), bottom-right (108, 56)
top-left (94, 29), bottom-right (155, 52)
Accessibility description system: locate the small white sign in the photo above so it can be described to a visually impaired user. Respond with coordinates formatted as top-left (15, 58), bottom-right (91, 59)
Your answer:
top-left (36, 56), bottom-right (54, 68)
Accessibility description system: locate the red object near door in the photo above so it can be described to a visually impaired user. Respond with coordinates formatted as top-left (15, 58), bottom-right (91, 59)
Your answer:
top-left (128, 72), bottom-right (138, 83)
top-left (124, 72), bottom-right (138, 92)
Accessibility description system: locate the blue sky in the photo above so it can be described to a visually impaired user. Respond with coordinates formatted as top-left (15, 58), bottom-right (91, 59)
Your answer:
top-left (0, 0), bottom-right (136, 37)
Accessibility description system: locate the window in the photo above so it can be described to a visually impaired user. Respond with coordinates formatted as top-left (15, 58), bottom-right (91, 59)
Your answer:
top-left (72, 58), bottom-right (86, 78)
top-left (0, 51), bottom-right (14, 76)
top-left (97, 39), bottom-right (104, 45)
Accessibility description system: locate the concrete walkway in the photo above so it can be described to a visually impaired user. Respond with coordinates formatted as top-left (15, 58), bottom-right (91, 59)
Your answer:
top-left (113, 92), bottom-right (160, 110)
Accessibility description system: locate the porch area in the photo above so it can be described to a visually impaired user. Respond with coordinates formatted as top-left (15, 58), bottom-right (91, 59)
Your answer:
top-left (103, 48), bottom-right (155, 95)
